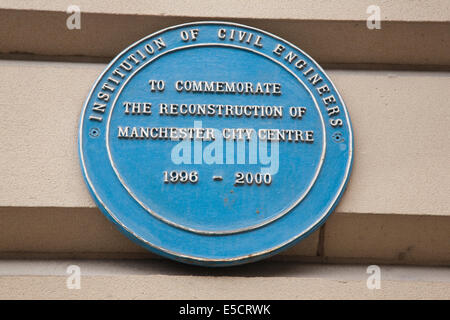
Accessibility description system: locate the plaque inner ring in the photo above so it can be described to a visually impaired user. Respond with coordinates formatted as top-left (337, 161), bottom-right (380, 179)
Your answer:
top-left (105, 43), bottom-right (327, 235)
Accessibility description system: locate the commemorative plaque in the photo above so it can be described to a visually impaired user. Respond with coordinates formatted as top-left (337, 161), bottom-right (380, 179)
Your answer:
top-left (79, 22), bottom-right (353, 266)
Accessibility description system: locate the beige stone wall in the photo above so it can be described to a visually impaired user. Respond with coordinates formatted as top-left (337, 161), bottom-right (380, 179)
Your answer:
top-left (1, 1), bottom-right (449, 65)
top-left (0, 1), bottom-right (448, 299)
top-left (0, 60), bottom-right (448, 265)
top-left (0, 260), bottom-right (448, 299)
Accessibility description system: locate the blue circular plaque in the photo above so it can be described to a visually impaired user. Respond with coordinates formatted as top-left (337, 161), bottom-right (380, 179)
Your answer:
top-left (79, 22), bottom-right (353, 266)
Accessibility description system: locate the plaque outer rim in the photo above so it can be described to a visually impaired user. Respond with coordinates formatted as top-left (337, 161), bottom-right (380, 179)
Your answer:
top-left (78, 21), bottom-right (354, 266)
